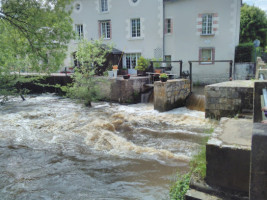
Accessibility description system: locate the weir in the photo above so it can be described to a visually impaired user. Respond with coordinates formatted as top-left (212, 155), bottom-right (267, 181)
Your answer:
top-left (21, 74), bottom-right (194, 112)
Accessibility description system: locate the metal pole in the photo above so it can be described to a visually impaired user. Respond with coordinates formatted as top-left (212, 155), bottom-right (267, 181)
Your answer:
top-left (229, 60), bottom-right (233, 81)
top-left (180, 61), bottom-right (183, 78)
top-left (189, 62), bottom-right (192, 93)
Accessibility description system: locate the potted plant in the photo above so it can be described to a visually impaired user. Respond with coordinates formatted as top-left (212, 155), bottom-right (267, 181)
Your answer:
top-left (107, 65), bottom-right (113, 78)
top-left (152, 58), bottom-right (162, 73)
top-left (123, 74), bottom-right (130, 79)
top-left (160, 73), bottom-right (168, 82)
top-left (135, 56), bottom-right (149, 76)
top-left (120, 67), bottom-right (128, 75)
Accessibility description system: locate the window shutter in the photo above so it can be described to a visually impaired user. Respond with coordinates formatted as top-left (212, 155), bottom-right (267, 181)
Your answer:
top-left (171, 19), bottom-right (173, 34)
top-left (199, 48), bottom-right (202, 64)
top-left (164, 19), bottom-right (167, 34)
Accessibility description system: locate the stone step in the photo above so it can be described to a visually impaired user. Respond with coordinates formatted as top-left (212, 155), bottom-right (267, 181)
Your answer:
top-left (186, 189), bottom-right (222, 200)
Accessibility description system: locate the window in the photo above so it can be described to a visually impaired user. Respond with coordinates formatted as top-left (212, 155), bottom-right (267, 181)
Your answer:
top-left (99, 21), bottom-right (111, 39)
top-left (202, 14), bottom-right (213, 35)
top-left (199, 48), bottom-right (215, 64)
top-left (165, 55), bottom-right (172, 67)
top-left (75, 3), bottom-right (81, 11)
top-left (131, 18), bottom-right (141, 38)
top-left (165, 19), bottom-right (172, 34)
top-left (125, 53), bottom-right (141, 69)
top-left (75, 24), bottom-right (83, 39)
top-left (100, 0), bottom-right (108, 12)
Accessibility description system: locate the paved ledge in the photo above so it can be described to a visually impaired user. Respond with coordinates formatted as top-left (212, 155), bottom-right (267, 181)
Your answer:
top-left (217, 118), bottom-right (252, 148)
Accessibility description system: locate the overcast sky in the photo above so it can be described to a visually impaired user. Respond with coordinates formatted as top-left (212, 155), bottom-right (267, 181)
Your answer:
top-left (243, 0), bottom-right (267, 13)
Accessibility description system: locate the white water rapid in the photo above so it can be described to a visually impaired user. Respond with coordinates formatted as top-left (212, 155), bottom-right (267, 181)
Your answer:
top-left (0, 94), bottom-right (214, 200)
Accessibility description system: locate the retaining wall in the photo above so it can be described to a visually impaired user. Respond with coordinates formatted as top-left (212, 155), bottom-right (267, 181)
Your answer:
top-left (154, 79), bottom-right (190, 112)
top-left (250, 123), bottom-right (267, 200)
top-left (205, 80), bottom-right (254, 119)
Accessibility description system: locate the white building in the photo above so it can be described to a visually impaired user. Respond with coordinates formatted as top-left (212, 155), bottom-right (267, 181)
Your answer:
top-left (65, 0), bottom-right (241, 84)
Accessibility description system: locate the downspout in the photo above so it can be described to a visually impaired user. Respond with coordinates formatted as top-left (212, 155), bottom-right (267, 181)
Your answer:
top-left (163, 0), bottom-right (165, 60)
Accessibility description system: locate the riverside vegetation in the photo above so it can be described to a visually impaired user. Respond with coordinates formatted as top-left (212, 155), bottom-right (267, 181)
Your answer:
top-left (169, 127), bottom-right (214, 200)
top-left (0, 0), bottom-right (74, 102)
top-left (61, 38), bottom-right (112, 106)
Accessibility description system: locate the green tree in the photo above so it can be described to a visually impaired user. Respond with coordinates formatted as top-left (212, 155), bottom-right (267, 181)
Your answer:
top-left (240, 4), bottom-right (267, 48)
top-left (64, 39), bottom-right (112, 107)
top-left (0, 0), bottom-right (74, 102)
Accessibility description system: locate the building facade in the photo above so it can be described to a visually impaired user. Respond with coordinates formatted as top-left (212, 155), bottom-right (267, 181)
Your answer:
top-left (65, 0), bottom-right (241, 84)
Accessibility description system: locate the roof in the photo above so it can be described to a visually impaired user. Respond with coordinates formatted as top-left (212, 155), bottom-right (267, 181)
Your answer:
top-left (101, 44), bottom-right (123, 55)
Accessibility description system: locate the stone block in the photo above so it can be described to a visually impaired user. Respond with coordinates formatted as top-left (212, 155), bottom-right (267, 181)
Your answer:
top-left (154, 79), bottom-right (190, 112)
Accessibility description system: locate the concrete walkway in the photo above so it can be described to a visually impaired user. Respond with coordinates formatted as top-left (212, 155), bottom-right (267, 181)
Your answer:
top-left (219, 118), bottom-right (253, 147)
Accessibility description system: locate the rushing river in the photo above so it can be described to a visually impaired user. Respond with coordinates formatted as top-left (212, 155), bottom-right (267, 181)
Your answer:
top-left (0, 94), bottom-right (214, 200)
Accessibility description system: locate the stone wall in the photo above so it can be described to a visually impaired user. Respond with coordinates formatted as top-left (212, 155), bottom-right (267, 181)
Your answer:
top-left (97, 77), bottom-right (150, 103)
top-left (234, 63), bottom-right (255, 80)
top-left (154, 79), bottom-right (190, 112)
top-left (255, 57), bottom-right (266, 79)
top-left (205, 80), bottom-right (254, 119)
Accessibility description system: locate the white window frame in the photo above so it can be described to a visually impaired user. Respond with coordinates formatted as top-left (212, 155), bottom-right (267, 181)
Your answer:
top-left (200, 48), bottom-right (214, 64)
top-left (100, 21), bottom-right (111, 39)
top-left (131, 18), bottom-right (141, 38)
top-left (202, 14), bottom-right (213, 35)
top-left (125, 53), bottom-right (141, 69)
top-left (75, 24), bottom-right (83, 39)
top-left (100, 0), bottom-right (108, 13)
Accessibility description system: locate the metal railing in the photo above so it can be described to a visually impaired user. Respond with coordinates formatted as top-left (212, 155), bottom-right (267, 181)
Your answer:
top-left (150, 60), bottom-right (183, 77)
top-left (259, 73), bottom-right (267, 120)
top-left (188, 60), bottom-right (233, 93)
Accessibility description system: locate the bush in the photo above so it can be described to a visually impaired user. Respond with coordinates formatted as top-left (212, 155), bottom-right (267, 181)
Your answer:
top-left (135, 56), bottom-right (149, 71)
top-left (170, 173), bottom-right (191, 200)
top-left (235, 43), bottom-right (254, 62)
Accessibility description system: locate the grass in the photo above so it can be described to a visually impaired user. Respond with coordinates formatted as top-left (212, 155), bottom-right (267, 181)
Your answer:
top-left (169, 126), bottom-right (214, 199)
top-left (169, 173), bottom-right (191, 200)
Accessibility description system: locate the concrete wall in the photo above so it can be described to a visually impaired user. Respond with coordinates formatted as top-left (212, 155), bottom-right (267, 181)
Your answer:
top-left (234, 63), bottom-right (255, 80)
top-left (250, 123), bottom-right (267, 200)
top-left (205, 81), bottom-right (254, 119)
top-left (206, 143), bottom-right (250, 196)
top-left (154, 79), bottom-right (190, 112)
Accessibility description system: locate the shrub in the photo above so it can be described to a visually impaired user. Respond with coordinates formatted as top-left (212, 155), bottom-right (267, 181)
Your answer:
top-left (169, 173), bottom-right (191, 200)
top-left (160, 73), bottom-right (168, 78)
top-left (135, 56), bottom-right (149, 71)
top-left (235, 43), bottom-right (254, 62)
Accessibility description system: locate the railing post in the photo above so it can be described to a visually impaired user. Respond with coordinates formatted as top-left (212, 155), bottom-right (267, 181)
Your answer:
top-left (189, 61), bottom-right (192, 93)
top-left (150, 61), bottom-right (154, 72)
top-left (180, 61), bottom-right (183, 78)
top-left (229, 60), bottom-right (233, 81)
